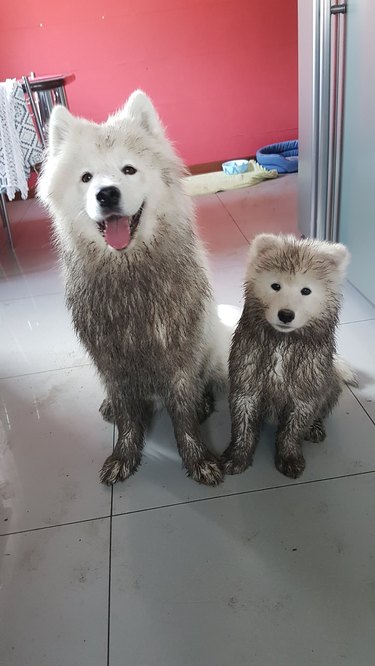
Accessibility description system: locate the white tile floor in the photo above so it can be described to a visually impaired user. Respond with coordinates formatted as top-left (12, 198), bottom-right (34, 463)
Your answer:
top-left (1, 174), bottom-right (375, 665)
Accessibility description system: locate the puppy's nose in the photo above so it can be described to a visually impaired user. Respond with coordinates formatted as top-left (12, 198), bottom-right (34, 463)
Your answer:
top-left (96, 186), bottom-right (121, 209)
top-left (278, 309), bottom-right (295, 324)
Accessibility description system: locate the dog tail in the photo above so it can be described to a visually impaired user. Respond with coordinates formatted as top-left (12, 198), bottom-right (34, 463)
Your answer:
top-left (334, 355), bottom-right (359, 387)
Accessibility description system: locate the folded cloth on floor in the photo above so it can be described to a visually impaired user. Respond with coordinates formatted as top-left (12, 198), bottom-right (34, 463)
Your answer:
top-left (0, 78), bottom-right (43, 200)
top-left (184, 159), bottom-right (278, 196)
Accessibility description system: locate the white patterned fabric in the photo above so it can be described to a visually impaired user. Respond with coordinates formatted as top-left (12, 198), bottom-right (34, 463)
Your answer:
top-left (0, 79), bottom-right (43, 200)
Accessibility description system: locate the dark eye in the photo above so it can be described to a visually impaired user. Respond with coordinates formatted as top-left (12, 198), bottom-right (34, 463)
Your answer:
top-left (271, 283), bottom-right (281, 291)
top-left (122, 165), bottom-right (137, 175)
top-left (81, 172), bottom-right (92, 183)
top-left (301, 287), bottom-right (311, 296)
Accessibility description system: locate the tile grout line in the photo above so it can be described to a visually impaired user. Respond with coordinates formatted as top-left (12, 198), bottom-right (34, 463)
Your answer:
top-left (106, 491), bottom-right (113, 666)
top-left (0, 361), bottom-right (91, 382)
top-left (347, 279), bottom-right (375, 311)
top-left (106, 423), bottom-right (116, 666)
top-left (215, 193), bottom-right (250, 244)
top-left (111, 468), bottom-right (375, 520)
top-left (340, 317), bottom-right (375, 326)
top-left (3, 467), bottom-right (375, 539)
top-left (348, 386), bottom-right (375, 428)
top-left (0, 513), bottom-right (110, 538)
top-left (0, 289), bottom-right (64, 304)
top-left (10, 198), bottom-right (35, 224)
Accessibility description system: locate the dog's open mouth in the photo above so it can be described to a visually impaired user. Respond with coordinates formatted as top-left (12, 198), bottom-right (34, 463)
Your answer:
top-left (97, 204), bottom-right (144, 251)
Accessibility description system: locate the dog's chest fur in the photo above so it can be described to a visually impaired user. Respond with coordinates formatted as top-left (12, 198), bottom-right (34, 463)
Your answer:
top-left (230, 310), bottom-right (337, 420)
top-left (63, 233), bottom-right (211, 389)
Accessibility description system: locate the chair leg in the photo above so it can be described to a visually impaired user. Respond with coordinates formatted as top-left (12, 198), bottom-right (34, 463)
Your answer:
top-left (0, 193), bottom-right (15, 251)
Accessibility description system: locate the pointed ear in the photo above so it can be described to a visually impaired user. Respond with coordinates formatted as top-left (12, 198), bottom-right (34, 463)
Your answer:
top-left (115, 89), bottom-right (164, 135)
top-left (48, 106), bottom-right (77, 156)
top-left (320, 242), bottom-right (350, 276)
top-left (248, 233), bottom-right (283, 262)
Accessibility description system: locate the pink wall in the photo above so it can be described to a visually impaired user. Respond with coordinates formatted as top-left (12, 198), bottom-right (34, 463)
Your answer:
top-left (0, 0), bottom-right (298, 166)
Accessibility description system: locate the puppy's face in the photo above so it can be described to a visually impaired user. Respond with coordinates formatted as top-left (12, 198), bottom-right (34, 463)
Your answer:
top-left (247, 234), bottom-right (349, 334)
top-left (253, 269), bottom-right (326, 332)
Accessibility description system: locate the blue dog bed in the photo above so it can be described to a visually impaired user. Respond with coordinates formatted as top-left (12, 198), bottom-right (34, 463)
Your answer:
top-left (256, 140), bottom-right (298, 173)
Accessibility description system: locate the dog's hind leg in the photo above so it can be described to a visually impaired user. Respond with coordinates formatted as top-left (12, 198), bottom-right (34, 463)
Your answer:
top-left (197, 383), bottom-right (215, 424)
top-left (166, 377), bottom-right (223, 486)
top-left (100, 390), bottom-right (152, 485)
top-left (306, 418), bottom-right (326, 443)
top-left (99, 397), bottom-right (115, 423)
top-left (275, 398), bottom-right (329, 478)
top-left (305, 377), bottom-right (341, 444)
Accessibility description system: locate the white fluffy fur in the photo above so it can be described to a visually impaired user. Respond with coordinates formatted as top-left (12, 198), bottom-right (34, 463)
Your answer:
top-left (246, 233), bottom-right (357, 386)
top-left (38, 101), bottom-right (356, 400)
top-left (39, 91), bottom-right (189, 251)
top-left (38, 90), bottom-right (229, 385)
top-left (247, 233), bottom-right (350, 333)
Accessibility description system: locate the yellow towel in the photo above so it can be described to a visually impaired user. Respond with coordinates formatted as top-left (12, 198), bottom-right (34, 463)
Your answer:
top-left (184, 160), bottom-right (278, 196)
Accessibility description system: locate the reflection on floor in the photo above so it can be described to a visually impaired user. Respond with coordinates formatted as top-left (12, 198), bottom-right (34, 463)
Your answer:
top-left (1, 174), bottom-right (375, 665)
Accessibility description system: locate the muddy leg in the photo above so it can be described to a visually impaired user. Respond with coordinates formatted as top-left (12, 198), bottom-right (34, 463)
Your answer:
top-left (275, 402), bottom-right (321, 479)
top-left (99, 397), bottom-right (115, 423)
top-left (100, 391), bottom-right (152, 485)
top-left (305, 380), bottom-right (341, 444)
top-left (166, 380), bottom-right (223, 486)
top-left (197, 383), bottom-right (215, 424)
top-left (306, 418), bottom-right (326, 443)
top-left (222, 392), bottom-right (262, 474)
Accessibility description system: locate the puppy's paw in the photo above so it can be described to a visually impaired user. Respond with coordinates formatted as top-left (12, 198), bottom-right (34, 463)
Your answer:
top-left (306, 420), bottom-right (326, 443)
top-left (275, 452), bottom-right (305, 479)
top-left (187, 455), bottom-right (223, 486)
top-left (221, 445), bottom-right (252, 475)
top-left (99, 454), bottom-right (138, 485)
top-left (221, 451), bottom-right (252, 475)
top-left (99, 398), bottom-right (115, 423)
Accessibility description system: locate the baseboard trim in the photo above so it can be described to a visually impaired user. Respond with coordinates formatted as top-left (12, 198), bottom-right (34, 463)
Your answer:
top-left (6, 157), bottom-right (256, 201)
top-left (188, 156), bottom-right (254, 175)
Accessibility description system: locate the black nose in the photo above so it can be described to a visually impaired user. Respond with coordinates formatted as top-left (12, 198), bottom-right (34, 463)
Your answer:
top-left (278, 309), bottom-right (295, 324)
top-left (96, 186), bottom-right (121, 209)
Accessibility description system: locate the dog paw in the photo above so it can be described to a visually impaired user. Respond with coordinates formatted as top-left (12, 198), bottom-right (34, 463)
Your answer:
top-left (306, 420), bottom-right (326, 443)
top-left (222, 458), bottom-right (251, 475)
top-left (187, 456), bottom-right (224, 486)
top-left (99, 398), bottom-right (115, 423)
top-left (222, 453), bottom-right (252, 476)
top-left (221, 445), bottom-right (252, 475)
top-left (275, 452), bottom-right (305, 479)
top-left (99, 454), bottom-right (138, 485)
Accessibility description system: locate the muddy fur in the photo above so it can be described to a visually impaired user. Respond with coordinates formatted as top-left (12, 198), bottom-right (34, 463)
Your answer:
top-left (38, 90), bottom-right (227, 486)
top-left (222, 233), bottom-right (350, 479)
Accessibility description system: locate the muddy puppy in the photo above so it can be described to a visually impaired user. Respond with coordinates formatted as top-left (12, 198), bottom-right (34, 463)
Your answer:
top-left (222, 233), bottom-right (351, 479)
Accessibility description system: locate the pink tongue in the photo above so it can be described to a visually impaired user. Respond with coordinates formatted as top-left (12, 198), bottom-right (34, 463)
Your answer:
top-left (104, 217), bottom-right (131, 250)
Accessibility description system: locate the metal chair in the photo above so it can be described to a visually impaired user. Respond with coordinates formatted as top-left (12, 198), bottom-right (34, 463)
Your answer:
top-left (1, 73), bottom-right (73, 250)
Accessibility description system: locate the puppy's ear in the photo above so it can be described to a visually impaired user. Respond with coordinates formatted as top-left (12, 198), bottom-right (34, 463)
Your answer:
top-left (320, 242), bottom-right (350, 278)
top-left (113, 89), bottom-right (164, 136)
top-left (248, 233), bottom-right (282, 262)
top-left (48, 106), bottom-right (77, 156)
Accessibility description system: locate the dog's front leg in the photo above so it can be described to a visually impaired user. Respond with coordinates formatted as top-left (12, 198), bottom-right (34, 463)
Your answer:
top-left (221, 391), bottom-right (262, 474)
top-left (275, 402), bottom-right (319, 479)
top-left (166, 379), bottom-right (223, 486)
top-left (99, 391), bottom-right (150, 485)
